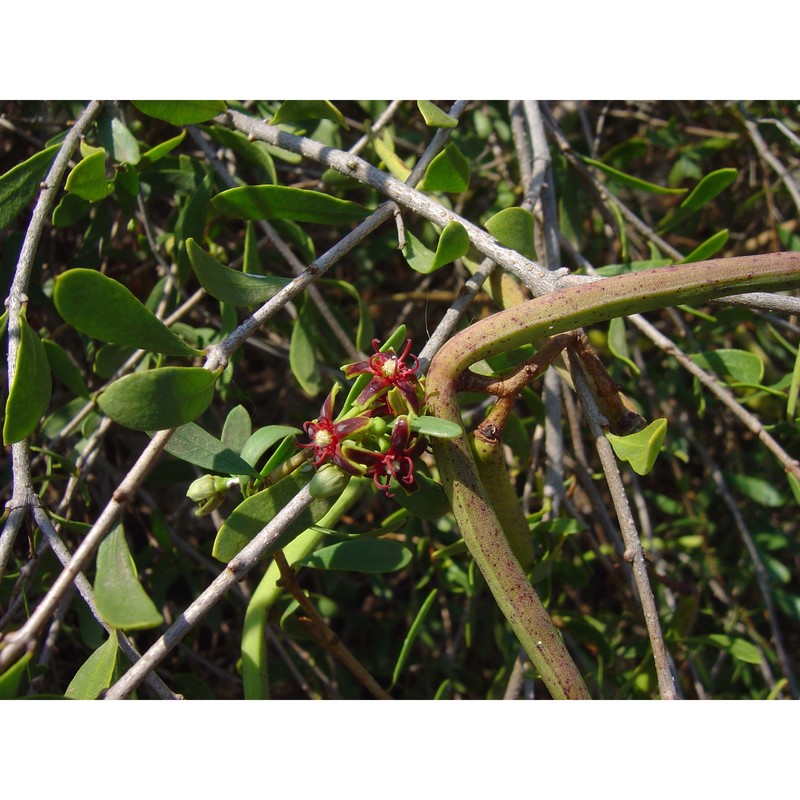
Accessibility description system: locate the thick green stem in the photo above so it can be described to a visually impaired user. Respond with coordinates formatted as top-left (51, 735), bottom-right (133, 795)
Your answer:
top-left (427, 253), bottom-right (800, 700)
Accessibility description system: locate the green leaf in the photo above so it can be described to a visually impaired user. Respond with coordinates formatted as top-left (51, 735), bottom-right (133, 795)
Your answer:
top-left (724, 473), bottom-right (786, 508)
top-left (391, 472), bottom-right (451, 520)
top-left (417, 101), bottom-right (458, 128)
top-left (141, 130), bottom-right (186, 162)
top-left (98, 114), bottom-right (141, 165)
top-left (581, 155), bottom-right (687, 195)
top-left (402, 220), bottom-right (470, 274)
top-left (289, 296), bottom-right (321, 396)
top-left (42, 338), bottom-right (89, 398)
top-left (390, 588), bottom-right (438, 689)
top-left (0, 652), bottom-right (33, 699)
top-left (485, 207), bottom-right (536, 259)
top-left (65, 635), bottom-right (119, 699)
top-left (271, 100), bottom-right (347, 129)
top-left (240, 425), bottom-right (302, 468)
top-left (52, 192), bottom-right (91, 227)
top-left (320, 278), bottom-right (374, 353)
top-left (296, 538), bottom-right (412, 573)
top-left (94, 523), bottom-right (164, 631)
top-left (408, 415), bottom-right (462, 439)
top-left (608, 317), bottom-right (639, 374)
top-left (3, 314), bottom-right (52, 445)
top-left (680, 229), bottom-right (729, 263)
top-left (372, 134), bottom-right (412, 181)
top-left (162, 422), bottom-right (259, 476)
top-left (132, 100), bottom-right (227, 126)
top-left (212, 471), bottom-right (334, 562)
top-left (54, 268), bottom-right (202, 356)
top-left (212, 185), bottom-right (371, 224)
top-left (606, 418), bottom-right (668, 476)
top-left (706, 634), bottom-right (763, 665)
top-left (186, 238), bottom-right (290, 305)
top-left (787, 473), bottom-right (800, 505)
top-left (688, 349), bottom-right (764, 385)
top-left (419, 142), bottom-right (470, 193)
top-left (98, 367), bottom-right (217, 431)
top-left (205, 127), bottom-right (277, 185)
top-left (64, 150), bottom-right (114, 201)
top-left (680, 168), bottom-right (738, 212)
top-left (0, 143), bottom-right (60, 228)
top-left (221, 405), bottom-right (252, 454)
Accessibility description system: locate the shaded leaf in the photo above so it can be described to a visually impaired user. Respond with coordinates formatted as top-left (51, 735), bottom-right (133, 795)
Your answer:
top-left (606, 418), bottom-right (668, 475)
top-left (485, 207), bottom-right (536, 259)
top-left (65, 636), bottom-right (119, 699)
top-left (296, 538), bottom-right (412, 573)
top-left (289, 296), bottom-right (321, 396)
top-left (0, 143), bottom-right (59, 228)
top-left (680, 168), bottom-right (738, 212)
top-left (205, 127), bottom-right (277, 185)
top-left (688, 349), bottom-right (764, 385)
top-left (98, 367), bottom-right (217, 431)
top-left (42, 338), bottom-right (89, 398)
top-left (212, 185), bottom-right (371, 224)
top-left (212, 471), bottom-right (333, 562)
top-left (186, 238), bottom-right (290, 305)
top-left (391, 472), bottom-right (451, 520)
top-left (420, 142), bottom-right (470, 193)
top-left (608, 317), bottom-right (639, 374)
top-left (54, 268), bottom-right (202, 356)
top-left (390, 588), bottom-right (438, 688)
top-left (3, 314), bottom-right (52, 445)
top-left (52, 193), bottom-right (91, 227)
top-left (0, 652), bottom-right (33, 699)
top-left (320, 278), bottom-right (374, 352)
top-left (98, 114), bottom-right (141, 165)
top-left (94, 523), bottom-right (164, 631)
top-left (221, 405), bottom-right (252, 454)
top-left (162, 422), bottom-right (259, 476)
top-left (65, 150), bottom-right (114, 202)
top-left (271, 100), bottom-right (347, 129)
top-left (417, 101), bottom-right (458, 128)
top-left (132, 100), bottom-right (227, 126)
top-left (402, 220), bottom-right (470, 274)
top-left (725, 472), bottom-right (786, 508)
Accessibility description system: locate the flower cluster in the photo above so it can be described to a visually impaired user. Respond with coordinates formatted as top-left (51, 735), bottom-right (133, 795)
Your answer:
top-left (298, 337), bottom-right (426, 496)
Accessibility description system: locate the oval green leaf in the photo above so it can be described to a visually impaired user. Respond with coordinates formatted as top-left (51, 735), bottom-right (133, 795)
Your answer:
top-left (95, 523), bottom-right (164, 631)
top-left (688, 349), bottom-right (764, 385)
top-left (132, 100), bottom-right (227, 126)
top-left (221, 404), bottom-right (252, 454)
top-left (0, 143), bottom-right (60, 228)
top-left (64, 150), bottom-right (114, 202)
top-left (417, 101), bottom-right (458, 128)
top-left (408, 415), bottom-right (462, 439)
top-left (606, 418), bottom-right (667, 476)
top-left (240, 424), bottom-right (302, 468)
top-left (98, 367), bottom-right (217, 431)
top-left (54, 268), bottom-right (201, 356)
top-left (420, 142), bottom-right (470, 193)
top-left (3, 314), bottom-right (52, 445)
top-left (680, 168), bottom-right (738, 212)
top-left (98, 114), bottom-right (141, 165)
top-left (186, 238), bottom-right (291, 305)
top-left (65, 635), bottom-right (119, 699)
top-left (271, 100), bottom-right (347, 129)
top-left (212, 471), bottom-right (334, 562)
top-left (162, 422), bottom-right (259, 476)
top-left (212, 185), bottom-right (371, 224)
top-left (296, 538), bottom-right (412, 573)
top-left (485, 207), bottom-right (536, 259)
top-left (402, 220), bottom-right (470, 274)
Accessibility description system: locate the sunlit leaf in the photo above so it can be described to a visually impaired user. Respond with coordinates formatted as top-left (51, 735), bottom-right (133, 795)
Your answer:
top-left (240, 425), bottom-right (302, 468)
top-left (54, 268), bottom-right (202, 356)
top-left (3, 314), bottom-right (52, 444)
top-left (221, 405), bottom-right (252, 454)
top-left (680, 229), bottom-right (729, 263)
top-left (295, 538), bottom-right (412, 573)
top-left (98, 367), bottom-right (217, 431)
top-left (212, 185), bottom-right (371, 224)
top-left (417, 101), bottom-right (458, 128)
top-left (98, 113), bottom-right (141, 165)
top-left (141, 130), bottom-right (186, 162)
top-left (581, 155), bottom-right (687, 195)
top-left (688, 349), bottom-right (764, 385)
top-left (372, 133), bottom-right (412, 181)
top-left (680, 168), bottom-right (738, 212)
top-left (608, 317), bottom-right (639, 374)
top-left (408, 415), bottom-right (461, 438)
top-left (161, 422), bottom-right (259, 476)
top-left (402, 220), bottom-right (469, 274)
top-left (271, 100), bottom-right (347, 129)
top-left (94, 523), bottom-right (164, 631)
top-left (606, 418), bottom-right (667, 475)
top-left (0, 652), bottom-right (33, 699)
top-left (132, 100), bottom-right (227, 126)
top-left (64, 150), bottom-right (114, 202)
top-left (65, 636), bottom-right (119, 699)
top-left (212, 471), bottom-right (334, 562)
top-left (420, 143), bottom-right (470, 193)
top-left (0, 143), bottom-right (59, 228)
top-left (485, 207), bottom-right (536, 259)
top-left (186, 238), bottom-right (291, 305)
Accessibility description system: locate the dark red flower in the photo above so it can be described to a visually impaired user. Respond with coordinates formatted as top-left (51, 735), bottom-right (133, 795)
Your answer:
top-left (298, 388), bottom-right (372, 475)
top-left (344, 416), bottom-right (426, 496)
top-left (342, 338), bottom-right (421, 414)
